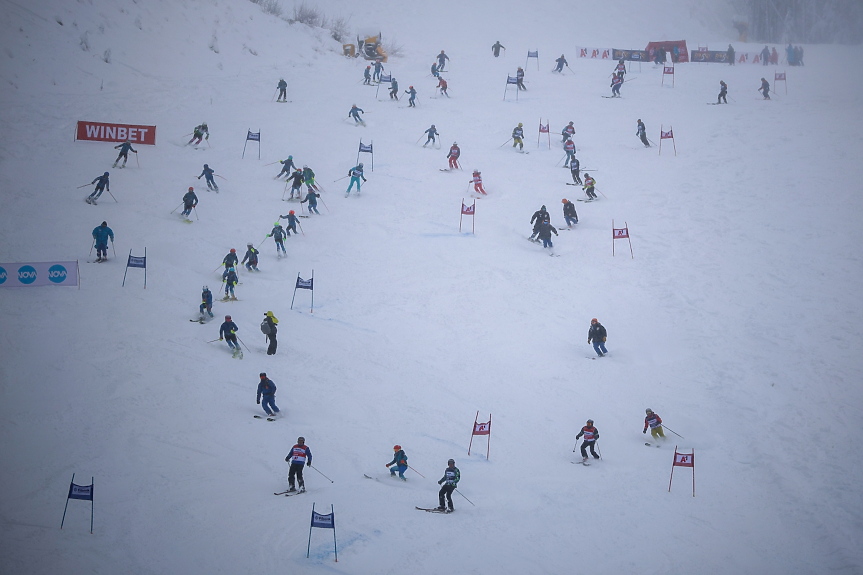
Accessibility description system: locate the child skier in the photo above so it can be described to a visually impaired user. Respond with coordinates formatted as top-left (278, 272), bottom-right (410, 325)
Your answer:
top-left (276, 156), bottom-right (296, 179)
top-left (424, 125), bottom-right (439, 147)
top-left (285, 437), bottom-right (312, 493)
top-left (437, 77), bottom-right (449, 97)
top-left (431, 62), bottom-right (439, 78)
top-left (529, 205), bottom-right (549, 242)
top-left (262, 312), bottom-right (278, 355)
top-left (564, 139), bottom-right (576, 167)
top-left (536, 220), bottom-right (558, 253)
top-left (268, 222), bottom-right (287, 257)
top-left (197, 164), bottom-right (219, 192)
top-left (636, 119), bottom-right (650, 147)
top-left (276, 78), bottom-right (287, 102)
top-left (516, 67), bottom-right (526, 90)
top-left (301, 189), bottom-right (321, 215)
top-left (614, 58), bottom-right (626, 77)
top-left (512, 123), bottom-right (524, 150)
top-left (587, 318), bottom-right (608, 356)
top-left (610, 73), bottom-right (623, 97)
top-left (349, 104), bottom-right (365, 125)
top-left (345, 163), bottom-right (366, 197)
top-left (188, 122), bottom-right (208, 145)
top-left (436, 459), bottom-right (459, 512)
top-left (279, 211), bottom-right (299, 235)
top-left (446, 142), bottom-right (461, 169)
top-left (91, 221), bottom-right (114, 262)
top-left (554, 54), bottom-right (568, 72)
top-left (242, 243), bottom-right (260, 272)
top-left (389, 78), bottom-right (399, 100)
top-left (436, 50), bottom-right (449, 71)
top-left (199, 285), bottom-right (214, 319)
top-left (181, 187), bottom-right (198, 220)
top-left (562, 199), bottom-right (579, 227)
top-left (222, 249), bottom-right (238, 278)
top-left (470, 170), bottom-right (487, 195)
top-left (576, 420), bottom-right (600, 461)
top-left (643, 408), bottom-right (665, 440)
top-left (363, 65), bottom-right (372, 85)
top-left (286, 169), bottom-right (304, 199)
top-left (759, 78), bottom-right (771, 99)
top-left (562, 121), bottom-right (575, 143)
top-left (112, 139), bottom-right (137, 168)
top-left (219, 314), bottom-right (241, 356)
top-left (386, 445), bottom-right (408, 481)
top-left (569, 157), bottom-right (582, 184)
top-left (257, 373), bottom-right (280, 416)
top-left (404, 86), bottom-right (417, 107)
top-left (583, 173), bottom-right (597, 200)
top-left (222, 268), bottom-right (239, 301)
top-left (86, 172), bottom-right (110, 205)
top-left (302, 165), bottom-right (319, 192)
top-left (373, 60), bottom-right (384, 82)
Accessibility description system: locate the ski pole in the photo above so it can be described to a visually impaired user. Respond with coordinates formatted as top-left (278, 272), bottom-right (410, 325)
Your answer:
top-left (193, 206), bottom-right (199, 221)
top-left (183, 132), bottom-right (192, 137)
top-left (415, 134), bottom-right (425, 144)
top-left (271, 88), bottom-right (278, 102)
top-left (237, 335), bottom-right (250, 352)
top-left (318, 195), bottom-right (330, 213)
top-left (595, 187), bottom-right (608, 199)
top-left (264, 160), bottom-right (280, 167)
top-left (296, 219), bottom-right (305, 236)
top-left (309, 465), bottom-right (334, 483)
top-left (498, 137), bottom-right (513, 148)
top-left (647, 138), bottom-right (657, 146)
top-left (111, 240), bottom-right (116, 257)
top-left (215, 175), bottom-right (228, 181)
top-left (332, 175), bottom-right (350, 182)
top-left (135, 152), bottom-right (140, 167)
top-left (256, 235), bottom-right (270, 249)
top-left (408, 465), bottom-right (425, 478)
top-left (454, 489), bottom-right (475, 506)
top-left (89, 240), bottom-right (95, 257)
top-left (206, 338), bottom-right (221, 343)
top-left (662, 425), bottom-right (684, 439)
top-left (170, 203), bottom-right (184, 214)
top-left (555, 154), bottom-right (567, 167)
top-left (77, 183), bottom-right (91, 189)
top-left (596, 443), bottom-right (602, 460)
top-left (282, 183), bottom-right (288, 201)
top-left (106, 189), bottom-right (118, 203)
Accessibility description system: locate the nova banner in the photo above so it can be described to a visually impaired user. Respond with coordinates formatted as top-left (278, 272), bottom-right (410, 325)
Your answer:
top-left (0, 261), bottom-right (79, 287)
top-left (76, 121), bottom-right (157, 145)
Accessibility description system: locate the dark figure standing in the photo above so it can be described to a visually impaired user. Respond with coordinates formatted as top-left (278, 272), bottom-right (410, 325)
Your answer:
top-left (285, 437), bottom-right (312, 493)
top-left (576, 419), bottom-right (600, 462)
top-left (569, 157), bottom-right (582, 184)
top-left (529, 205), bottom-right (549, 241)
top-left (588, 317), bottom-right (608, 356)
top-left (436, 458), bottom-right (460, 512)
top-left (727, 44), bottom-right (735, 65)
top-left (492, 41), bottom-right (505, 58)
top-left (91, 221), bottom-right (114, 262)
top-left (277, 78), bottom-right (287, 102)
top-left (516, 67), bottom-right (526, 90)
top-left (263, 311), bottom-right (278, 355)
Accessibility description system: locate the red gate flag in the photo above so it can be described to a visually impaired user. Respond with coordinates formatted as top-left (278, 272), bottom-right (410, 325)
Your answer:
top-left (468, 412), bottom-right (491, 459)
top-left (461, 202), bottom-right (475, 215)
top-left (774, 71), bottom-right (787, 94)
top-left (668, 447), bottom-right (695, 496)
top-left (662, 65), bottom-right (675, 87)
top-left (76, 121), bottom-right (156, 144)
top-left (612, 220), bottom-right (634, 258)
top-left (459, 199), bottom-right (475, 234)
top-left (538, 119), bottom-right (550, 148)
top-left (659, 125), bottom-right (677, 156)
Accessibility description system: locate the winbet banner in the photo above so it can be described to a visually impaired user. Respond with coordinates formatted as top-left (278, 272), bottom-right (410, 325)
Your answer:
top-left (0, 261), bottom-right (79, 287)
top-left (76, 121), bottom-right (156, 145)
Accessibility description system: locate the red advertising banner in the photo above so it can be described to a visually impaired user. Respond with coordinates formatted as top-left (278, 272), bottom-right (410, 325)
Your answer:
top-left (76, 121), bottom-right (156, 145)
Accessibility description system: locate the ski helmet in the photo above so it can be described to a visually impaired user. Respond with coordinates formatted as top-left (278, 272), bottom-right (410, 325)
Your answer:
top-left (518, 122), bottom-right (523, 127)
top-left (587, 419), bottom-right (594, 425)
top-left (619, 58), bottom-right (624, 63)
top-left (225, 315), bottom-right (231, 320)
top-left (562, 198), bottom-right (568, 203)
top-left (289, 210), bottom-right (295, 215)
top-left (274, 221), bottom-right (280, 227)
top-left (409, 85), bottom-right (413, 89)
top-left (288, 155), bottom-right (293, 160)
top-left (260, 372), bottom-right (267, 378)
top-left (447, 458), bottom-right (455, 465)
top-left (229, 267), bottom-right (235, 272)
top-left (203, 164), bottom-right (209, 169)
top-left (101, 221), bottom-right (107, 227)
top-left (393, 445), bottom-right (401, 451)
top-left (297, 436), bottom-right (305, 443)
top-left (104, 171), bottom-right (109, 176)
top-left (230, 248), bottom-right (236, 253)
top-left (431, 124), bottom-right (435, 128)
top-left (303, 164), bottom-right (308, 169)
top-left (453, 142), bottom-right (457, 146)
top-left (541, 205), bottom-right (546, 210)
top-left (584, 173), bottom-right (590, 178)
top-left (441, 50), bottom-right (445, 53)
top-left (646, 408), bottom-right (653, 414)
top-left (638, 119), bottom-right (642, 123)
top-left (247, 243), bottom-right (253, 247)
top-left (569, 121), bottom-right (574, 125)
top-left (203, 285), bottom-right (208, 290)
top-left (202, 122), bottom-right (207, 126)
top-left (591, 318), bottom-right (598, 324)
top-left (266, 311), bottom-right (274, 317)
top-left (358, 162), bottom-right (363, 168)
top-left (188, 186), bottom-right (194, 192)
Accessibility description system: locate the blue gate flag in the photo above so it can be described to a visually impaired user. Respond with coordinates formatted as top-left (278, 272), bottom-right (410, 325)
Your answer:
top-left (246, 130), bottom-right (260, 142)
top-left (358, 142), bottom-right (373, 153)
top-left (122, 248), bottom-right (147, 288)
top-left (380, 73), bottom-right (392, 83)
top-left (291, 270), bottom-right (315, 312)
top-left (357, 140), bottom-right (374, 170)
top-left (296, 276), bottom-right (313, 290)
top-left (61, 473), bottom-right (95, 533)
top-left (506, 75), bottom-right (519, 84)
top-left (307, 503), bottom-right (338, 562)
top-left (527, 50), bottom-right (538, 58)
top-left (243, 129), bottom-right (261, 159)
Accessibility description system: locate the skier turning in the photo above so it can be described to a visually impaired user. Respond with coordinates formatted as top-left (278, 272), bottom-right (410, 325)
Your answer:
top-left (386, 445), bottom-right (408, 481)
top-left (180, 187), bottom-right (198, 220)
top-left (562, 121), bottom-right (575, 143)
top-left (302, 165), bottom-right (319, 192)
top-left (436, 459), bottom-right (459, 512)
top-left (436, 50), bottom-right (449, 71)
top-left (529, 205), bottom-right (550, 242)
top-left (583, 173), bottom-right (597, 200)
top-left (554, 54), bottom-right (568, 73)
top-left (569, 157), bottom-right (582, 184)
top-left (345, 163), bottom-right (367, 196)
top-left (614, 58), bottom-right (626, 77)
top-left (222, 249), bottom-right (238, 278)
top-left (91, 221), bottom-right (114, 262)
top-left (470, 170), bottom-right (487, 195)
top-left (718, 81), bottom-right (728, 104)
top-left (536, 220), bottom-right (558, 254)
top-left (363, 65), bottom-right (372, 85)
top-left (199, 286), bottom-right (214, 319)
top-left (587, 318), bottom-right (608, 356)
top-left (268, 222), bottom-right (287, 257)
top-left (286, 169), bottom-right (304, 199)
top-left (276, 78), bottom-right (287, 102)
top-left (278, 211), bottom-right (299, 236)
top-left (423, 125), bottom-right (439, 147)
top-left (222, 268), bottom-right (239, 301)
top-left (373, 60), bottom-right (384, 82)
top-left (516, 67), bottom-right (527, 90)
top-left (276, 156), bottom-right (296, 179)
top-left (759, 78), bottom-right (771, 100)
top-left (512, 123), bottom-right (525, 150)
top-left (112, 139), bottom-right (137, 168)
top-left (349, 104), bottom-right (365, 125)
top-left (447, 142), bottom-right (461, 169)
top-left (576, 419), bottom-right (600, 462)
top-left (404, 85), bottom-right (417, 107)
top-left (389, 78), bottom-right (399, 100)
top-left (198, 164), bottom-right (219, 192)
top-left (242, 243), bottom-right (260, 272)
top-left (301, 189), bottom-right (321, 215)
top-left (562, 199), bottom-right (579, 228)
top-left (643, 408), bottom-right (665, 440)
top-left (491, 41), bottom-right (505, 58)
top-left (636, 119), bottom-right (650, 147)
top-left (188, 122), bottom-right (208, 145)
top-left (219, 314), bottom-right (241, 356)
top-left (437, 77), bottom-right (449, 97)
top-left (257, 373), bottom-right (280, 416)
top-left (564, 139), bottom-right (576, 168)
top-left (285, 437), bottom-right (312, 493)
top-left (86, 172), bottom-right (110, 205)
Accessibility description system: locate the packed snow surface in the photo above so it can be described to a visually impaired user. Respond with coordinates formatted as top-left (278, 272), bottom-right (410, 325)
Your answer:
top-left (1, 0), bottom-right (862, 573)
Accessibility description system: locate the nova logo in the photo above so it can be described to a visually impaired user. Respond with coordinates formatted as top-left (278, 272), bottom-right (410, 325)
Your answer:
top-left (17, 265), bottom-right (37, 284)
top-left (0, 266), bottom-right (6, 284)
top-left (48, 264), bottom-right (68, 283)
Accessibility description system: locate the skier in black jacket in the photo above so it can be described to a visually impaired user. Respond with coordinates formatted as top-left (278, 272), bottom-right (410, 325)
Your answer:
top-left (588, 318), bottom-right (608, 356)
top-left (529, 205), bottom-right (549, 242)
top-left (562, 199), bottom-right (578, 227)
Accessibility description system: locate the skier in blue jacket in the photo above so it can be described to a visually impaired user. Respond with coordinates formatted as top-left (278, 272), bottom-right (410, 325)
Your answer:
top-left (279, 210), bottom-right (300, 235)
top-left (242, 243), bottom-right (260, 271)
top-left (404, 86), bottom-right (417, 107)
top-left (363, 65), bottom-right (372, 85)
top-left (301, 190), bottom-right (321, 215)
top-left (345, 163), bottom-right (366, 196)
top-left (197, 164), bottom-right (219, 191)
top-left (431, 62), bottom-right (440, 78)
top-left (91, 221), bottom-right (114, 262)
top-left (276, 156), bottom-right (296, 179)
top-left (181, 187), bottom-right (198, 218)
top-left (268, 222), bottom-right (287, 257)
top-left (256, 373), bottom-right (280, 417)
top-left (424, 125), bottom-right (439, 147)
top-left (86, 172), bottom-right (110, 205)
top-left (554, 54), bottom-right (568, 72)
top-left (223, 268), bottom-right (238, 301)
top-left (199, 286), bottom-right (214, 319)
top-left (436, 50), bottom-right (449, 71)
top-left (373, 60), bottom-right (384, 82)
top-left (113, 140), bottom-right (137, 168)
top-left (386, 445), bottom-right (409, 480)
top-left (349, 105), bottom-right (365, 125)
top-left (219, 314), bottom-right (240, 354)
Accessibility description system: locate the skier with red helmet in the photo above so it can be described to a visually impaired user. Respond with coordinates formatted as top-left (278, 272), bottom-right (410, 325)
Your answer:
top-left (222, 248), bottom-right (238, 281)
top-left (218, 314), bottom-right (241, 357)
top-left (279, 211), bottom-right (300, 236)
top-left (180, 186), bottom-right (198, 220)
top-left (386, 445), bottom-right (409, 480)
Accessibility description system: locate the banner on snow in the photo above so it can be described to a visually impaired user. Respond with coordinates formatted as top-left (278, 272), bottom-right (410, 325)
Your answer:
top-left (689, 50), bottom-right (732, 63)
top-left (612, 49), bottom-right (650, 62)
top-left (0, 261), bottom-right (79, 287)
top-left (75, 121), bottom-right (157, 145)
top-left (576, 47), bottom-right (613, 60)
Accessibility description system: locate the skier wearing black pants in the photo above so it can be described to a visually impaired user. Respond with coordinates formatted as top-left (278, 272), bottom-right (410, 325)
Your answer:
top-left (437, 458), bottom-right (460, 512)
top-left (263, 311), bottom-right (278, 355)
top-left (285, 437), bottom-right (312, 493)
top-left (569, 157), bottom-right (582, 184)
top-left (576, 419), bottom-right (600, 461)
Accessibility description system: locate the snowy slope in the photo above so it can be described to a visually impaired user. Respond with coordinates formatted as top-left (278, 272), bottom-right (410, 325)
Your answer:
top-left (1, 0), bottom-right (863, 573)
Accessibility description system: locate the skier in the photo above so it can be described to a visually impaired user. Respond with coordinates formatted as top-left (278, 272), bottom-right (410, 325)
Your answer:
top-left (447, 142), bottom-right (461, 169)
top-left (275, 155), bottom-right (296, 179)
top-left (437, 77), bottom-right (449, 97)
top-left (636, 119), bottom-right (650, 147)
top-left (386, 445), bottom-right (408, 481)
top-left (536, 219), bottom-right (558, 252)
top-left (363, 65), bottom-right (372, 85)
top-left (430, 62), bottom-right (440, 78)
top-left (569, 156), bottom-right (582, 184)
top-left (222, 267), bottom-right (239, 301)
top-left (112, 139), bottom-right (137, 168)
top-left (672, 45), bottom-right (680, 63)
top-left (760, 45), bottom-right (770, 66)
top-left (727, 44), bottom-right (735, 65)
top-left (345, 163), bottom-right (366, 196)
top-left (262, 311), bottom-right (278, 355)
top-left (423, 125), bottom-right (439, 147)
top-left (575, 419), bottom-right (600, 461)
top-left (302, 165), bottom-right (319, 192)
top-left (242, 243), bottom-right (259, 272)
top-left (786, 44), bottom-right (795, 66)
top-left (718, 80), bottom-right (728, 104)
top-left (562, 121), bottom-right (575, 143)
top-left (278, 210), bottom-right (300, 236)
top-left (199, 285), bottom-right (214, 319)
top-left (268, 221), bottom-right (287, 257)
top-left (610, 73), bottom-right (623, 97)
top-left (529, 205), bottom-right (549, 242)
top-left (404, 85), bottom-right (417, 107)
top-left (180, 187), bottom-right (198, 220)
top-left (219, 314), bottom-right (241, 355)
top-left (86, 171), bottom-right (110, 205)
top-left (389, 77), bottom-right (399, 100)
top-left (285, 436), bottom-right (312, 493)
top-left (373, 60), bottom-right (384, 82)
top-left (257, 373), bottom-right (280, 416)
top-left (587, 317), bottom-right (608, 356)
top-left (614, 58), bottom-right (626, 77)
top-left (197, 164), bottom-right (219, 192)
top-left (643, 408), bottom-right (665, 440)
top-left (286, 168), bottom-right (304, 199)
top-left (554, 54), bottom-right (568, 73)
top-left (563, 138), bottom-right (576, 168)
top-left (583, 173), bottom-right (597, 200)
top-left (188, 122), bottom-right (208, 145)
top-left (470, 170), bottom-right (487, 195)
top-left (349, 104), bottom-right (365, 125)
top-left (436, 458), bottom-right (459, 512)
top-left (516, 67), bottom-right (527, 90)
top-left (770, 47), bottom-right (779, 65)
top-left (491, 41), bottom-right (505, 58)
top-left (759, 78), bottom-right (771, 100)
top-left (301, 189), bottom-right (321, 215)
top-left (91, 221), bottom-right (114, 262)
top-left (436, 50), bottom-right (449, 71)
top-left (562, 198), bottom-right (579, 228)
top-left (276, 78), bottom-right (288, 102)
top-left (222, 248), bottom-right (238, 278)
top-left (512, 123), bottom-right (524, 150)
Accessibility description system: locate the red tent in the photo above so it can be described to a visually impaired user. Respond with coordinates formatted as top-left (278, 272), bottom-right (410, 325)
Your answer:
top-left (645, 40), bottom-right (689, 63)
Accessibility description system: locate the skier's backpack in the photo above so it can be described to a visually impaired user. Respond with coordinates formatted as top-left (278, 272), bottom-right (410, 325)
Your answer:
top-left (260, 319), bottom-right (271, 335)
